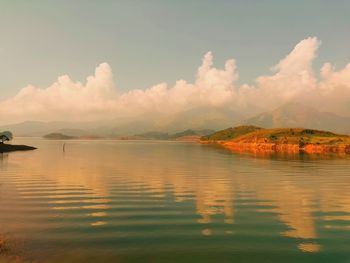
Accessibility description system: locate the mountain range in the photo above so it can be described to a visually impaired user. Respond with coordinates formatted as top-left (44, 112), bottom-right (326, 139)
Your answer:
top-left (1, 102), bottom-right (349, 137)
top-left (243, 102), bottom-right (350, 134)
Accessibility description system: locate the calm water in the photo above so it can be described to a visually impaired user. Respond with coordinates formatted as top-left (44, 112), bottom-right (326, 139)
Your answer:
top-left (1, 138), bottom-right (350, 262)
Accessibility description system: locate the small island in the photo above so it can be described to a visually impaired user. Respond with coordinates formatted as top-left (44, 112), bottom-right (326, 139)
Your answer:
top-left (0, 131), bottom-right (37, 153)
top-left (201, 125), bottom-right (350, 154)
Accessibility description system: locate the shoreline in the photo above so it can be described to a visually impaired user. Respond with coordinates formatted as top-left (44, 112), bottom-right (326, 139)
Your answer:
top-left (200, 140), bottom-right (350, 155)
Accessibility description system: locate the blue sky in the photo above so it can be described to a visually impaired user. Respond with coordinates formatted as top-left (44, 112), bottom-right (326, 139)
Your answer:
top-left (0, 0), bottom-right (349, 100)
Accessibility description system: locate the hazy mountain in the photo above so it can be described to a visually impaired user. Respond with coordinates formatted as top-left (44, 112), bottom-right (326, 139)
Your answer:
top-left (243, 102), bottom-right (350, 134)
top-left (153, 107), bottom-right (243, 132)
top-left (3, 103), bottom-right (349, 137)
top-left (134, 131), bottom-right (169, 140)
top-left (0, 106), bottom-right (243, 137)
top-left (0, 121), bottom-right (74, 136)
top-left (0, 121), bottom-right (108, 137)
top-left (55, 129), bottom-right (89, 137)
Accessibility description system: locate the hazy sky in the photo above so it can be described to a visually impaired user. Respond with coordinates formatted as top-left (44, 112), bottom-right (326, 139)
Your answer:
top-left (1, 0), bottom-right (349, 100)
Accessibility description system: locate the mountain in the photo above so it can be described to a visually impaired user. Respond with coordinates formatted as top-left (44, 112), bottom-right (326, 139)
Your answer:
top-left (3, 103), bottom-right (349, 137)
top-left (243, 102), bottom-right (350, 134)
top-left (0, 121), bottom-right (107, 137)
top-left (0, 106), bottom-right (243, 137)
top-left (0, 121), bottom-right (74, 136)
top-left (154, 107), bottom-right (243, 132)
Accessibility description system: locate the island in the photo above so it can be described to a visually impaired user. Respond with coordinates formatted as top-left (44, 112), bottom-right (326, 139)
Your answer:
top-left (200, 125), bottom-right (350, 154)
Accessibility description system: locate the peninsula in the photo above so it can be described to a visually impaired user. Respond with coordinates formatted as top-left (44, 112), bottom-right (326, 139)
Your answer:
top-left (0, 144), bottom-right (37, 153)
top-left (201, 126), bottom-right (350, 154)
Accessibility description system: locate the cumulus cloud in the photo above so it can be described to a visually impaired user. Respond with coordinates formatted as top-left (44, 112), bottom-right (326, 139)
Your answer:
top-left (0, 36), bottom-right (350, 125)
top-left (0, 63), bottom-right (118, 122)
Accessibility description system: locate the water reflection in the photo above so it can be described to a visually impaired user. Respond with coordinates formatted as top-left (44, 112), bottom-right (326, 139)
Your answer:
top-left (0, 153), bottom-right (8, 164)
top-left (1, 139), bottom-right (350, 258)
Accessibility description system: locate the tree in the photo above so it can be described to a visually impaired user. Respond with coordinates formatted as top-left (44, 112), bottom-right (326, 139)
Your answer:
top-left (0, 131), bottom-right (13, 144)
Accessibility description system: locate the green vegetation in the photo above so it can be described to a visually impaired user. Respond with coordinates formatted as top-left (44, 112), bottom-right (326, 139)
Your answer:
top-left (44, 133), bottom-right (77, 140)
top-left (200, 125), bottom-right (262, 141)
top-left (0, 131), bottom-right (13, 144)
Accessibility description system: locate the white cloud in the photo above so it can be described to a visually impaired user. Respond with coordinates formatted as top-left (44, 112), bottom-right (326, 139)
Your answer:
top-left (1, 36), bottom-right (350, 125)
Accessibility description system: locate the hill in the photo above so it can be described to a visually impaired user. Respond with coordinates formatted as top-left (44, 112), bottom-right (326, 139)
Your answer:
top-left (200, 125), bottom-right (262, 141)
top-left (232, 128), bottom-right (350, 145)
top-left (201, 126), bottom-right (350, 154)
top-left (243, 102), bottom-right (350, 134)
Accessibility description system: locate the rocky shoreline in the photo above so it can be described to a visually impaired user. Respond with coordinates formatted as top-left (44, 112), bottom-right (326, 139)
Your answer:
top-left (201, 140), bottom-right (350, 154)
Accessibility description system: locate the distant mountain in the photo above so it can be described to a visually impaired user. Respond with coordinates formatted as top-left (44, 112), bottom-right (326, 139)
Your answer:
top-left (243, 103), bottom-right (350, 134)
top-left (54, 128), bottom-right (89, 137)
top-left (0, 121), bottom-right (101, 137)
top-left (0, 106), bottom-right (243, 137)
top-left (3, 103), bottom-right (349, 137)
top-left (154, 107), bottom-right (243, 132)
top-left (0, 121), bottom-right (71, 136)
top-left (134, 131), bottom-right (169, 140)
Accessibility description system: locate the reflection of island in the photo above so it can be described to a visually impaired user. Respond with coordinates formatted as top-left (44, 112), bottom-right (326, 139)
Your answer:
top-left (201, 126), bottom-right (350, 155)
top-left (0, 153), bottom-right (8, 163)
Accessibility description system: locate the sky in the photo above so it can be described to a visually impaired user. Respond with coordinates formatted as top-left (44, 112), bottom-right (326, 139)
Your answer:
top-left (0, 1), bottom-right (350, 124)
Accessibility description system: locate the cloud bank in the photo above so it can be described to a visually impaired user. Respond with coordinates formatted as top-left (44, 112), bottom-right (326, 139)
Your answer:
top-left (1, 36), bottom-right (350, 124)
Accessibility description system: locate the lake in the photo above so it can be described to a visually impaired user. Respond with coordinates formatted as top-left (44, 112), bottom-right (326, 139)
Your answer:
top-left (1, 138), bottom-right (350, 262)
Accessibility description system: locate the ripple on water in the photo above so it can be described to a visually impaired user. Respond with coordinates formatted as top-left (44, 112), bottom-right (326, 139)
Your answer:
top-left (1, 139), bottom-right (350, 262)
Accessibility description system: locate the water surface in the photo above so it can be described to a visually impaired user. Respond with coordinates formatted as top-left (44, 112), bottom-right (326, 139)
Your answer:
top-left (1, 138), bottom-right (350, 262)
